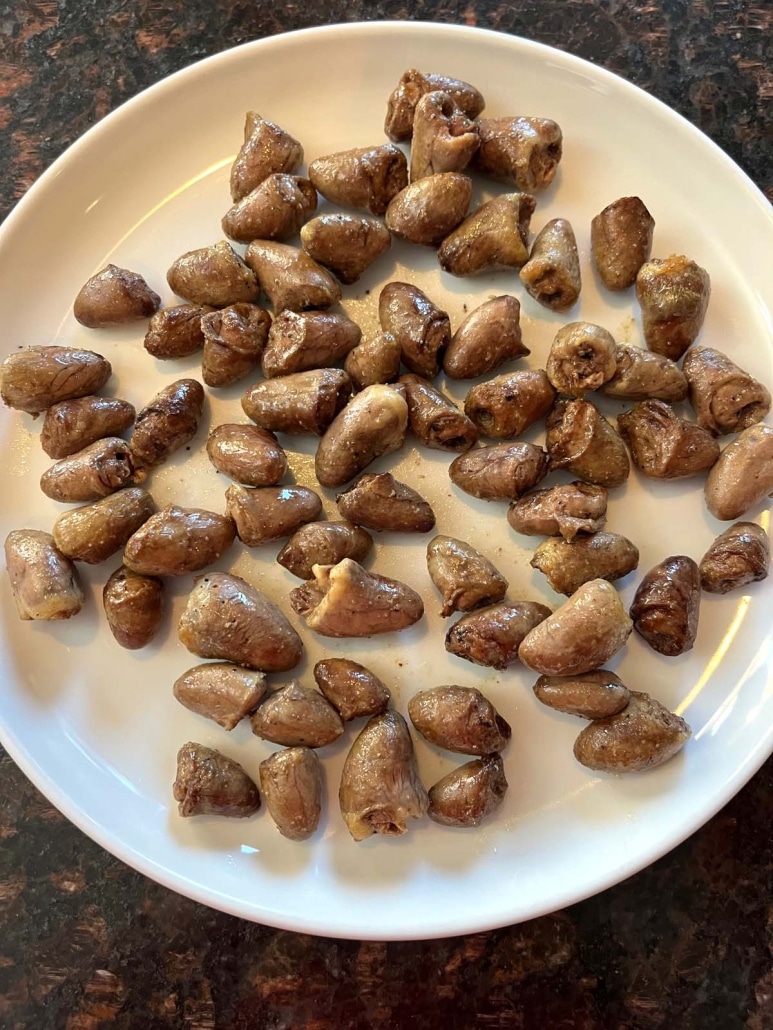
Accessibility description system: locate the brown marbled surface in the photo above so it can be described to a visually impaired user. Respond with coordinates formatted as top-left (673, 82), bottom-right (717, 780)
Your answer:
top-left (1, 2), bottom-right (772, 1027)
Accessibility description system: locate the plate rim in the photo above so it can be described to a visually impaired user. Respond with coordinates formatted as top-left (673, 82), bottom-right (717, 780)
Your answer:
top-left (1, 19), bottom-right (772, 940)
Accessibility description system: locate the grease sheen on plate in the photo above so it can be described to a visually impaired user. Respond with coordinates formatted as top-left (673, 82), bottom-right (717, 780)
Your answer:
top-left (1, 22), bottom-right (772, 940)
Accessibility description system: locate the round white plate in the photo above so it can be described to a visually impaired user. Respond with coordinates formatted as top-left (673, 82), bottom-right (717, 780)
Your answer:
top-left (1, 22), bottom-right (772, 941)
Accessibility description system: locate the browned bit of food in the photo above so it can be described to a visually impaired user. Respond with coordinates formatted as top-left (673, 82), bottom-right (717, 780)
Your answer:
top-left (410, 90), bottom-right (479, 181)
top-left (449, 441), bottom-right (549, 501)
top-left (222, 173), bottom-right (317, 243)
top-left (40, 396), bottom-right (135, 459)
top-left (379, 281), bottom-right (451, 378)
top-left (384, 69), bottom-right (485, 142)
top-left (300, 214), bottom-right (391, 285)
top-left (533, 670), bottom-right (630, 720)
top-left (174, 663), bottom-right (266, 730)
top-left (385, 173), bottom-right (472, 247)
top-left (4, 529), bottom-right (84, 621)
top-left (601, 343), bottom-right (688, 402)
top-left (200, 303), bottom-right (272, 388)
top-left (507, 481), bottom-right (608, 541)
top-left (337, 472), bottom-right (436, 534)
top-left (102, 565), bottom-right (164, 650)
top-left (618, 400), bottom-right (720, 479)
top-left (250, 680), bottom-right (344, 748)
top-left (438, 193), bottom-right (536, 277)
top-left (399, 373), bottom-right (478, 452)
top-left (277, 521), bottom-right (374, 580)
top-left (682, 346), bottom-right (771, 436)
top-left (636, 255), bottom-right (711, 361)
top-left (428, 755), bottom-right (508, 828)
top-left (244, 240), bottom-right (341, 313)
top-left (518, 579), bottom-right (633, 676)
top-left (699, 522), bottom-right (770, 594)
top-left (630, 556), bottom-right (701, 656)
top-left (315, 384), bottom-right (408, 489)
top-left (473, 116), bottom-right (562, 191)
top-left (445, 601), bottom-right (552, 670)
top-left (259, 747), bottom-right (323, 841)
top-left (546, 322), bottom-right (617, 397)
top-left (123, 505), bottom-right (235, 577)
top-left (519, 218), bottom-right (581, 311)
top-left (130, 378), bottom-right (205, 474)
top-left (173, 742), bottom-right (260, 818)
top-left (0, 345), bottom-right (112, 415)
top-left (66, 488), bottom-right (135, 561)
top-left (313, 658), bottom-right (391, 721)
top-left (290, 558), bottom-right (424, 637)
top-left (230, 112), bottom-right (303, 202)
top-left (426, 535), bottom-right (508, 617)
top-left (408, 685), bottom-right (511, 756)
top-left (705, 424), bottom-right (773, 520)
top-left (546, 398), bottom-right (630, 489)
top-left (308, 144), bottom-right (408, 216)
top-left (444, 295), bottom-right (528, 381)
top-left (73, 264), bottom-right (161, 328)
top-left (591, 196), bottom-right (655, 291)
top-left (40, 437), bottom-right (134, 503)
top-left (531, 532), bottom-right (640, 596)
top-left (242, 368), bottom-right (352, 435)
top-left (167, 241), bottom-right (261, 307)
top-left (225, 484), bottom-right (322, 547)
top-left (573, 691), bottom-right (691, 773)
top-left (178, 571), bottom-right (303, 672)
top-left (53, 487), bottom-right (156, 564)
top-left (344, 332), bottom-right (402, 391)
top-left (206, 423), bottom-right (287, 486)
top-left (260, 310), bottom-right (362, 379)
top-left (339, 710), bottom-right (428, 841)
top-left (464, 369), bottom-right (555, 440)
top-left (144, 304), bottom-right (212, 360)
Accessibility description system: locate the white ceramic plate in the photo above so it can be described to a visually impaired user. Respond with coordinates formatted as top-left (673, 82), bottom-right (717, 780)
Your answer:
top-left (1, 22), bottom-right (772, 941)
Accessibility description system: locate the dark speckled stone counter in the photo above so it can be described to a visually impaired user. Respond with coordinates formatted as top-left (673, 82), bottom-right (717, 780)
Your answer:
top-left (1, 3), bottom-right (772, 1027)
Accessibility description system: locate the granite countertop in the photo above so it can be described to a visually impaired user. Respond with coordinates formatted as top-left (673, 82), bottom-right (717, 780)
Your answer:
top-left (1, 3), bottom-right (771, 1027)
